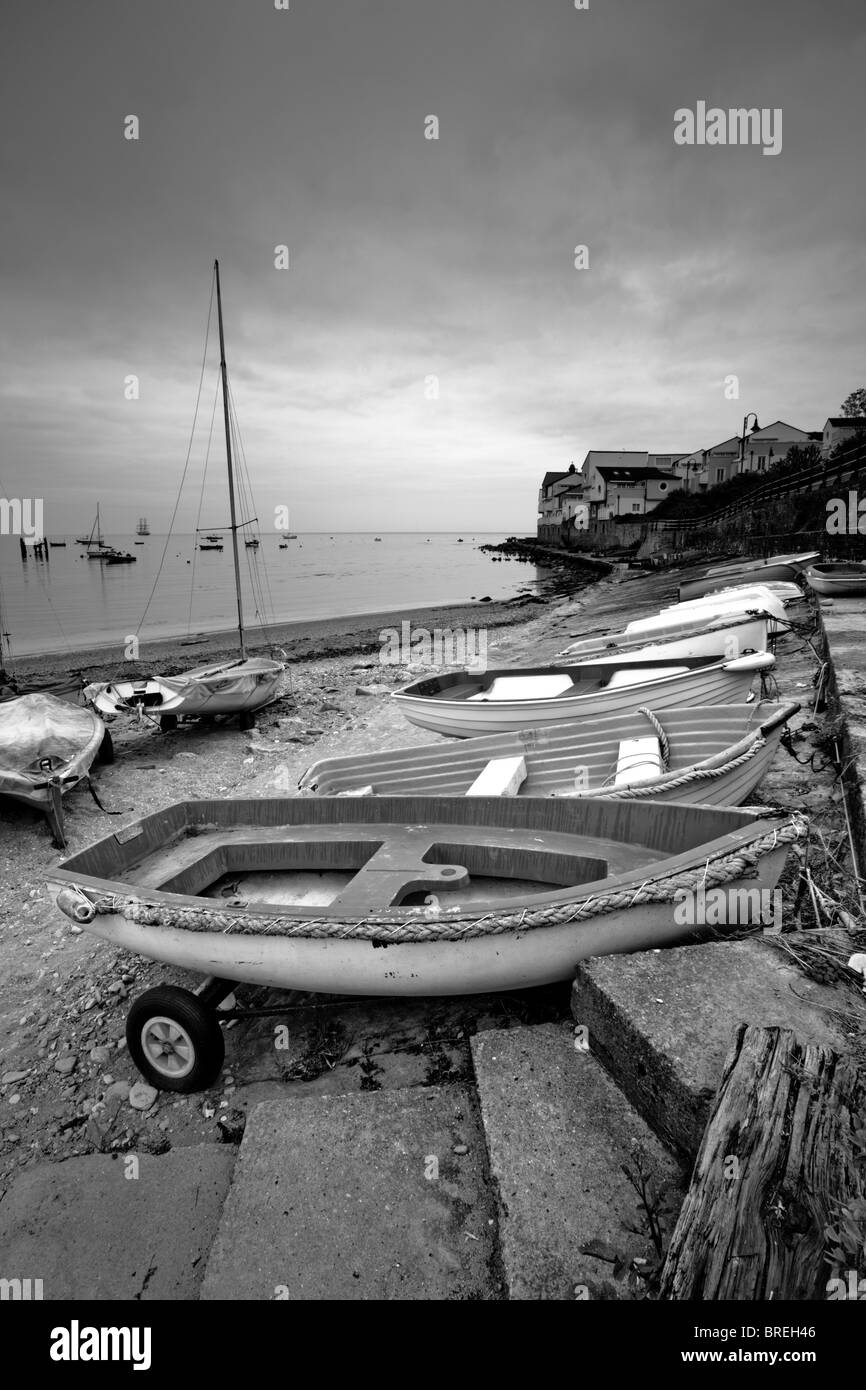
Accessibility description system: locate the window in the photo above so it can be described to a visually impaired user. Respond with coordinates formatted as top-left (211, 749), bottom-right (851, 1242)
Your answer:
top-left (631, 502), bottom-right (642, 513)
top-left (658, 482), bottom-right (667, 492)
top-left (716, 468), bottom-right (724, 482)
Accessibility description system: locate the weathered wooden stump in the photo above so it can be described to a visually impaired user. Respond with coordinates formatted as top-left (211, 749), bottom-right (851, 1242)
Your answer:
top-left (659, 1024), bottom-right (864, 1300)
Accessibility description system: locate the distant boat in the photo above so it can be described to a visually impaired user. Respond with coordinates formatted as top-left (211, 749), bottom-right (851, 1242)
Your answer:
top-left (134, 541), bottom-right (145, 545)
top-left (82, 505), bottom-right (121, 561)
top-left (374, 537), bottom-right (382, 542)
top-left (245, 537), bottom-right (260, 549)
top-left (105, 551), bottom-right (136, 565)
top-left (205, 534), bottom-right (223, 542)
top-left (49, 540), bottom-right (67, 547)
top-left (137, 518), bottom-right (150, 536)
top-left (199, 542), bottom-right (223, 551)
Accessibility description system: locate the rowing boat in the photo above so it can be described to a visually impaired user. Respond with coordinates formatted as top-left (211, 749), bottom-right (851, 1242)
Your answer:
top-left (1, 693), bottom-right (111, 846)
top-left (703, 551), bottom-right (819, 578)
top-left (558, 612), bottom-right (770, 661)
top-left (679, 563), bottom-right (804, 602)
top-left (804, 563), bottom-right (866, 597)
top-left (391, 651), bottom-right (774, 738)
top-left (48, 795), bottom-right (802, 1088)
top-left (300, 700), bottom-right (799, 804)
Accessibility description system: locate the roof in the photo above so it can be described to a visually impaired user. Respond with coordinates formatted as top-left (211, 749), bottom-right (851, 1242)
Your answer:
top-left (541, 471), bottom-right (570, 490)
top-left (705, 436), bottom-right (741, 454)
top-left (825, 417), bottom-right (866, 428)
top-left (596, 467), bottom-right (678, 483)
top-left (747, 420), bottom-right (810, 440)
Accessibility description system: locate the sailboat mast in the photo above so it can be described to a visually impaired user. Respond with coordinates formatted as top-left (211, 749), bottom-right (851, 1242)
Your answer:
top-left (214, 259), bottom-right (246, 661)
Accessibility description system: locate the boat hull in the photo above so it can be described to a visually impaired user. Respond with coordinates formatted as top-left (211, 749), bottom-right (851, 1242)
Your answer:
top-left (679, 563), bottom-right (803, 602)
top-left (48, 796), bottom-right (798, 995)
top-left (392, 654), bottom-right (773, 739)
top-left (559, 614), bottom-right (769, 661)
top-left (301, 701), bottom-right (797, 805)
top-left (0, 694), bottom-right (106, 811)
top-left (73, 848), bottom-right (791, 995)
top-left (805, 564), bottom-right (866, 597)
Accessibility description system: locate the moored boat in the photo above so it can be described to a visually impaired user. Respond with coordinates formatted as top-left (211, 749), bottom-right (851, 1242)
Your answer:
top-left (392, 650), bottom-right (775, 738)
top-left (804, 562), bottom-right (866, 596)
top-left (1, 693), bottom-right (111, 846)
top-left (300, 699), bottom-right (799, 804)
top-left (48, 794), bottom-right (803, 1089)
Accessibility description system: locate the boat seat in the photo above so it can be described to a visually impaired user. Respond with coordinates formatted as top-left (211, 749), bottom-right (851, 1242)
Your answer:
top-left (614, 737), bottom-right (662, 787)
top-left (465, 756), bottom-right (527, 797)
top-left (605, 666), bottom-right (688, 690)
top-left (467, 674), bottom-right (573, 702)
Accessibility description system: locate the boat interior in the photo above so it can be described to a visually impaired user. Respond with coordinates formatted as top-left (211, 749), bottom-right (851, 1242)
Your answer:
top-left (403, 656), bottom-right (720, 703)
top-left (54, 796), bottom-right (772, 917)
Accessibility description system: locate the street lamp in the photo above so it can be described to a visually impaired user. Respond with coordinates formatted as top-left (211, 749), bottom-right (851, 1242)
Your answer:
top-left (739, 412), bottom-right (760, 474)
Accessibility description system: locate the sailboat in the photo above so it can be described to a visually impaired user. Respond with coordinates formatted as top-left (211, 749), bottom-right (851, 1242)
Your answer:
top-left (84, 262), bottom-right (284, 732)
top-left (137, 518), bottom-right (150, 536)
top-left (83, 505), bottom-right (117, 560)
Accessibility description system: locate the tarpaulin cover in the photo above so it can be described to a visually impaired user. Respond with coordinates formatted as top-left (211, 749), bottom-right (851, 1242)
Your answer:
top-left (0, 692), bottom-right (104, 790)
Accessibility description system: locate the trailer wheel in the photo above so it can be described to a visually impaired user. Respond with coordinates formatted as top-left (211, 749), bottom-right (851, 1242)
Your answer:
top-left (126, 985), bottom-right (225, 1092)
top-left (159, 714), bottom-right (178, 732)
top-left (238, 709), bottom-right (256, 731)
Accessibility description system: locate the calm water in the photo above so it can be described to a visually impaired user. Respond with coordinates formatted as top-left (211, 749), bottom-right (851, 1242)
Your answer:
top-left (0, 533), bottom-right (540, 659)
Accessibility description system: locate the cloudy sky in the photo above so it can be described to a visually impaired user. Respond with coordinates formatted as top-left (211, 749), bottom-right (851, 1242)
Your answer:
top-left (2, 0), bottom-right (864, 533)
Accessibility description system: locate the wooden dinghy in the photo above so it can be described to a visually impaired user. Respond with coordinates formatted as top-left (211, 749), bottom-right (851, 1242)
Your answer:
top-left (391, 650), bottom-right (774, 739)
top-left (300, 700), bottom-right (799, 804)
top-left (703, 551), bottom-right (819, 579)
top-left (617, 590), bottom-right (787, 640)
top-left (84, 657), bottom-right (283, 731)
top-left (804, 562), bottom-right (866, 597)
top-left (48, 796), bottom-right (803, 1090)
top-left (558, 612), bottom-right (770, 661)
top-left (679, 564), bottom-right (804, 602)
top-left (0, 693), bottom-right (112, 847)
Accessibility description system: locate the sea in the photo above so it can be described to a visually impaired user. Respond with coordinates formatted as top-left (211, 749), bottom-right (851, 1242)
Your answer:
top-left (0, 532), bottom-right (547, 660)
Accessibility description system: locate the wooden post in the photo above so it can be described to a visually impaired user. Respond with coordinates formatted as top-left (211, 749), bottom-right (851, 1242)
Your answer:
top-left (659, 1025), bottom-right (865, 1300)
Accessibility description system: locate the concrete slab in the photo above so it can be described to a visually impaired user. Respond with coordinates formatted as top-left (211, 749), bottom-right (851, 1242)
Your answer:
top-left (572, 936), bottom-right (854, 1163)
top-left (471, 1023), bottom-right (685, 1301)
top-left (0, 1144), bottom-right (234, 1299)
top-left (200, 1085), bottom-right (499, 1300)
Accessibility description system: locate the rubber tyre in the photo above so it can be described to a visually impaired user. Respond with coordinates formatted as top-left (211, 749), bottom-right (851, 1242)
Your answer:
top-left (159, 714), bottom-right (178, 732)
top-left (126, 985), bottom-right (225, 1093)
top-left (96, 729), bottom-right (115, 764)
top-left (238, 709), bottom-right (256, 731)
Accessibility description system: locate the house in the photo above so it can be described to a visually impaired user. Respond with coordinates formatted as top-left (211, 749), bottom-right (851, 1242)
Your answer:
top-left (821, 417), bottom-right (866, 459)
top-left (593, 466), bottom-right (682, 520)
top-left (701, 436), bottom-right (743, 486)
top-left (740, 421), bottom-right (812, 474)
top-left (537, 469), bottom-right (572, 541)
top-left (578, 451), bottom-right (650, 508)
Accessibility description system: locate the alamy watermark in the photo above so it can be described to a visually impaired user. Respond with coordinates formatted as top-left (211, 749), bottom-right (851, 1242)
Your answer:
top-left (0, 496), bottom-right (44, 542)
top-left (0, 1276), bottom-right (43, 1300)
top-left (674, 103), bottom-right (782, 157)
top-left (673, 886), bottom-right (782, 933)
top-left (827, 492), bottom-right (866, 534)
top-left (379, 620), bottom-right (487, 672)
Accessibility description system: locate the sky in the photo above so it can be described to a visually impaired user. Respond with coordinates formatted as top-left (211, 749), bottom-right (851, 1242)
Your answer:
top-left (1, 0), bottom-right (865, 533)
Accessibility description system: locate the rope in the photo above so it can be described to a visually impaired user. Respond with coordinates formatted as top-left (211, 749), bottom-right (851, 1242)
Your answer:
top-left (76, 815), bottom-right (805, 944)
top-left (602, 735), bottom-right (766, 800)
top-left (635, 706), bottom-right (670, 770)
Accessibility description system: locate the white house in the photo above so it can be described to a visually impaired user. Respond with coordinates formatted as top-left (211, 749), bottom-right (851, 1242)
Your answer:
top-left (821, 417), bottom-right (866, 458)
top-left (740, 421), bottom-right (813, 474)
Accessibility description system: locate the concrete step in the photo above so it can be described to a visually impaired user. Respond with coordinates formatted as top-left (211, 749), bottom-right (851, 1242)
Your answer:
top-left (470, 1022), bottom-right (685, 1300)
top-left (200, 1084), bottom-right (499, 1300)
top-left (0, 1144), bottom-right (234, 1300)
top-left (572, 935), bottom-right (854, 1163)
